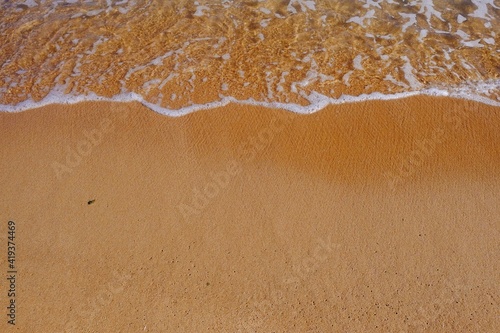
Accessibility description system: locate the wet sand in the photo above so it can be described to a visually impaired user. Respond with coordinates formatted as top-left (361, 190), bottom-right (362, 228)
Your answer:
top-left (0, 96), bottom-right (499, 332)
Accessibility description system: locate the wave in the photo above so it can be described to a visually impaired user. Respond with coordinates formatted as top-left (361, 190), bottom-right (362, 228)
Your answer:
top-left (1, 81), bottom-right (499, 117)
top-left (0, 0), bottom-right (499, 115)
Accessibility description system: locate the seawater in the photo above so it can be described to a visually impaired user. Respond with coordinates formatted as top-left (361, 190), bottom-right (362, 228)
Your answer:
top-left (0, 0), bottom-right (499, 116)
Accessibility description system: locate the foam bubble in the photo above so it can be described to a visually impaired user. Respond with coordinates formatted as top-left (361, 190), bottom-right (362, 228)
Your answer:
top-left (1, 81), bottom-right (499, 117)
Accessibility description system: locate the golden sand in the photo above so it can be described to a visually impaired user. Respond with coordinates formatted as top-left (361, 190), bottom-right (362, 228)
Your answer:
top-left (0, 97), bottom-right (499, 332)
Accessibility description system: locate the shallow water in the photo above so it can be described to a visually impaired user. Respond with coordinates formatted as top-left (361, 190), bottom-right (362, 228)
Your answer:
top-left (0, 0), bottom-right (499, 115)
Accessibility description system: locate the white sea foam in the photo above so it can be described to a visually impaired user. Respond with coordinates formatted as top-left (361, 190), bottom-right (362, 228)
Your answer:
top-left (470, 0), bottom-right (499, 19)
top-left (457, 15), bottom-right (467, 24)
top-left (353, 55), bottom-right (364, 71)
top-left (1, 81), bottom-right (498, 117)
top-left (346, 9), bottom-right (375, 27)
top-left (1, 0), bottom-right (499, 117)
top-left (401, 56), bottom-right (422, 89)
top-left (287, 0), bottom-right (316, 14)
top-left (400, 13), bottom-right (417, 32)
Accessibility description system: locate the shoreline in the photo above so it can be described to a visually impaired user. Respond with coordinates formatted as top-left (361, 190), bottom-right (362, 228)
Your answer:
top-left (1, 85), bottom-right (500, 115)
top-left (1, 96), bottom-right (499, 332)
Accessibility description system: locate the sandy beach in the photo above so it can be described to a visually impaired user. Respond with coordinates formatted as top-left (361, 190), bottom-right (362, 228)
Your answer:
top-left (0, 96), bottom-right (499, 332)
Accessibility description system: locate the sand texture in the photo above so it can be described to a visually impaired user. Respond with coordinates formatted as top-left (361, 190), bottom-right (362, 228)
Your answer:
top-left (0, 96), bottom-right (499, 332)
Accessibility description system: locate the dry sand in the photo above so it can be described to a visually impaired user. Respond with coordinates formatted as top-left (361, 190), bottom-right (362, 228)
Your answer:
top-left (0, 96), bottom-right (499, 332)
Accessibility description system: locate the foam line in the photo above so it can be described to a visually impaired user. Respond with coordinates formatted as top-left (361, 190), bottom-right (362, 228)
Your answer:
top-left (0, 85), bottom-right (499, 117)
